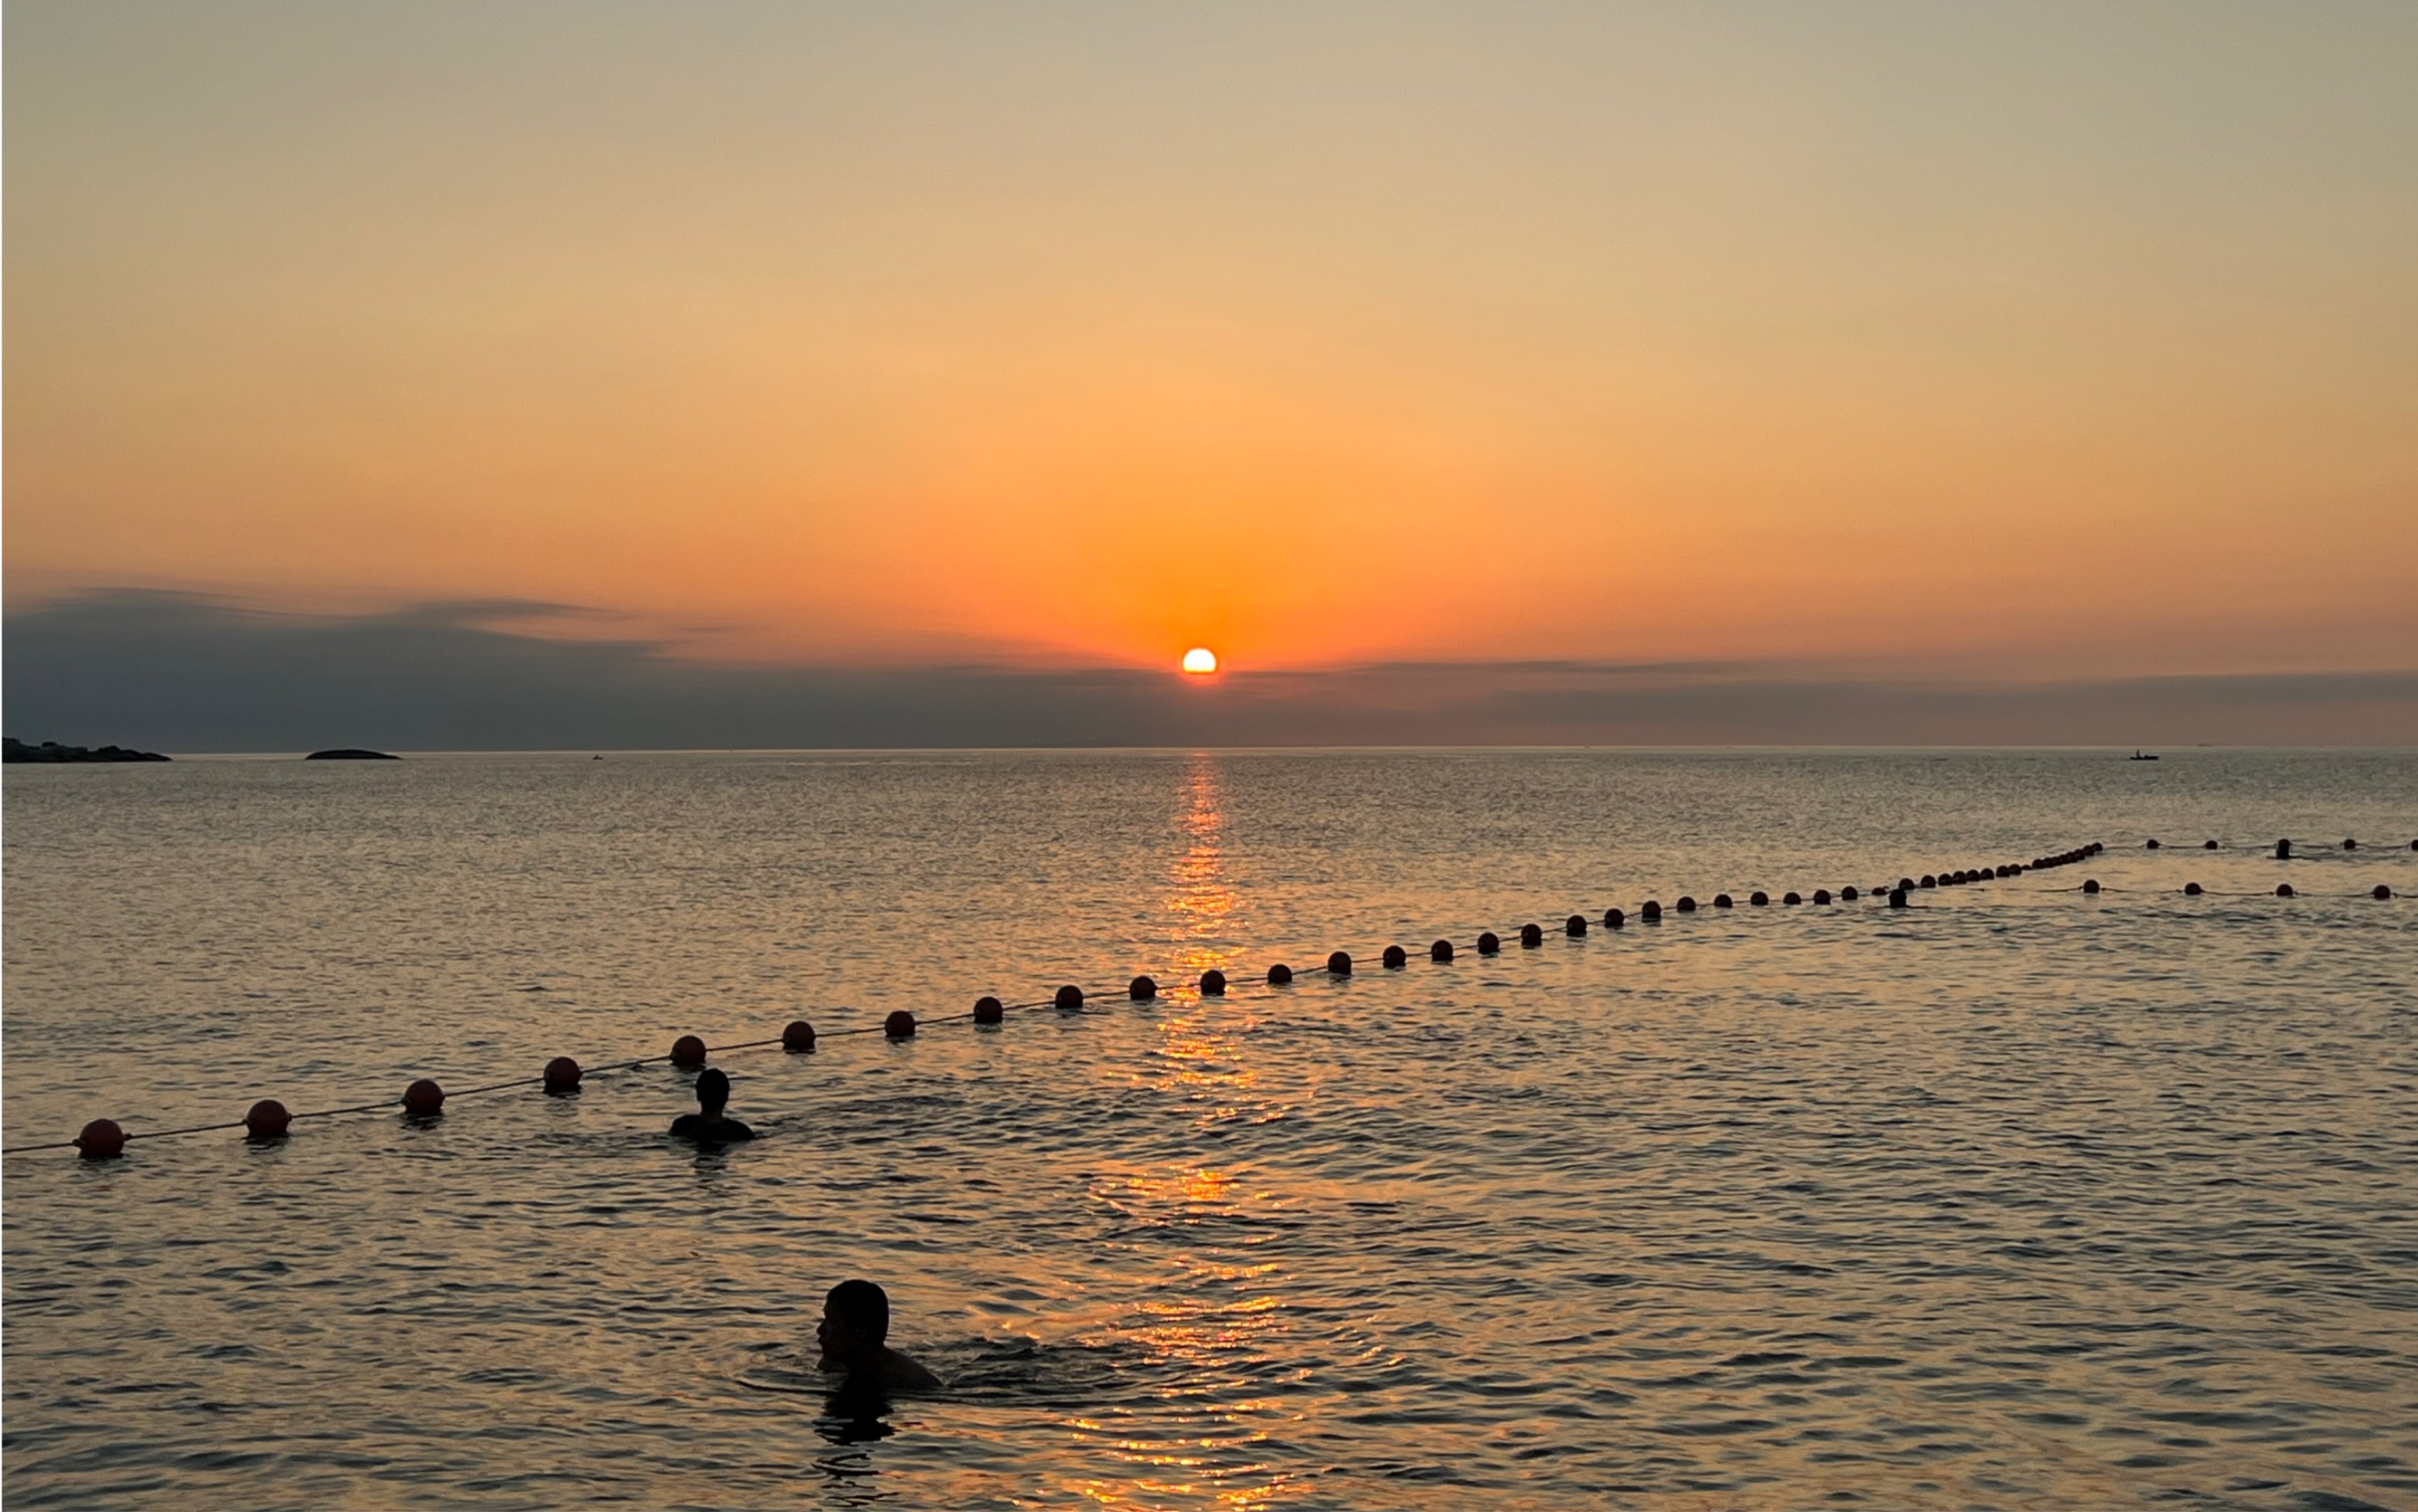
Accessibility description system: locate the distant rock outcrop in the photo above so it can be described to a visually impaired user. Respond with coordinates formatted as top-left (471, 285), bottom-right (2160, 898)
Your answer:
top-left (304, 748), bottom-right (400, 760)
top-left (3, 737), bottom-right (171, 763)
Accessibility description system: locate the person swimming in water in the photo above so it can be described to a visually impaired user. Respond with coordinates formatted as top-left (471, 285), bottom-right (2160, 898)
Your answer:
top-left (817, 1280), bottom-right (941, 1392)
top-left (669, 1068), bottom-right (755, 1143)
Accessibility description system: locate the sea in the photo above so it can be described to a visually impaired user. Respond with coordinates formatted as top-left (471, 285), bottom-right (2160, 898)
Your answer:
top-left (4, 748), bottom-right (2413, 1510)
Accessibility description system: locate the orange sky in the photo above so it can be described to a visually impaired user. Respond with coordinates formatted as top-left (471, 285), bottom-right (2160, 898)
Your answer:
top-left (8, 2), bottom-right (2415, 677)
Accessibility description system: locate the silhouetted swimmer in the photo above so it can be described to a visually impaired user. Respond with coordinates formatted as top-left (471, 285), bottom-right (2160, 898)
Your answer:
top-left (818, 1280), bottom-right (941, 1392)
top-left (669, 1068), bottom-right (755, 1143)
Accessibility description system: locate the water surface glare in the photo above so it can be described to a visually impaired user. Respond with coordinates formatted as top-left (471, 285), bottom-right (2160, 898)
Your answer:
top-left (5, 750), bottom-right (2414, 1508)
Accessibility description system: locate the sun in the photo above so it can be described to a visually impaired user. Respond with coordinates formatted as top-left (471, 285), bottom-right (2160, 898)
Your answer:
top-left (1180, 647), bottom-right (1219, 675)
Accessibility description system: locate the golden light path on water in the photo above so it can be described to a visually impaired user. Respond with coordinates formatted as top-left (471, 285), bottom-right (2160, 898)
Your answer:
top-left (1062, 756), bottom-right (1305, 1508)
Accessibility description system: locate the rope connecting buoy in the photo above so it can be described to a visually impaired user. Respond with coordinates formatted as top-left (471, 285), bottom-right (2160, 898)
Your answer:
top-left (1383, 944), bottom-right (1408, 968)
top-left (2183, 883), bottom-right (2203, 896)
top-left (2082, 879), bottom-right (2100, 894)
top-left (403, 1079), bottom-right (444, 1116)
top-left (1130, 974), bottom-right (1159, 1000)
top-left (542, 1057), bottom-right (582, 1095)
top-left (1200, 970), bottom-right (1227, 996)
top-left (884, 1010), bottom-right (916, 1038)
top-left (1430, 939), bottom-right (1455, 961)
top-left (1602, 908), bottom-right (1625, 928)
top-left (75, 1119), bottom-right (127, 1159)
top-left (1477, 930), bottom-right (1501, 953)
top-left (1055, 985), bottom-right (1084, 1011)
top-left (1889, 888), bottom-right (1908, 908)
top-left (2276, 883), bottom-right (2295, 898)
top-left (1565, 914), bottom-right (1587, 937)
top-left (2373, 885), bottom-right (2392, 900)
top-left (671, 1034), bottom-right (707, 1069)
top-left (1268, 964), bottom-right (1294, 985)
top-left (245, 1098), bottom-right (293, 1136)
top-left (784, 1018), bottom-right (817, 1051)
top-left (1641, 901), bottom-right (1662, 921)
top-left (1519, 923), bottom-right (1544, 947)
top-left (973, 997), bottom-right (1004, 1024)
top-left (1325, 953), bottom-right (1352, 977)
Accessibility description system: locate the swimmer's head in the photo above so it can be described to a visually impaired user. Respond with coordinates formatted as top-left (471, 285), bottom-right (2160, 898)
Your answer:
top-left (696, 1068), bottom-right (731, 1114)
top-left (819, 1278), bottom-right (890, 1365)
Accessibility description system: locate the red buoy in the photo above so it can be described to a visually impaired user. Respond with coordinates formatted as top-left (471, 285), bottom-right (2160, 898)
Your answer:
top-left (245, 1099), bottom-right (293, 1136)
top-left (884, 1010), bottom-right (916, 1038)
top-left (1055, 984), bottom-right (1084, 1011)
top-left (1199, 970), bottom-right (1227, 996)
top-left (542, 1058), bottom-right (581, 1095)
top-left (403, 1078), bottom-right (445, 1116)
top-left (973, 997), bottom-right (1004, 1024)
top-left (670, 1034), bottom-right (707, 1069)
top-left (75, 1118), bottom-right (127, 1159)
top-left (1130, 974), bottom-right (1159, 1000)
top-left (783, 1018), bottom-right (817, 1051)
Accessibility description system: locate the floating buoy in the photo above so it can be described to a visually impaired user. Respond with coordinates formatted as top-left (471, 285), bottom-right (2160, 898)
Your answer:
top-left (1899, 878), bottom-right (1916, 893)
top-left (1055, 985), bottom-right (1084, 1011)
top-left (784, 1018), bottom-right (817, 1051)
top-left (403, 1078), bottom-right (444, 1116)
top-left (2275, 839), bottom-right (2291, 859)
top-left (1676, 896), bottom-right (1697, 913)
top-left (1382, 944), bottom-right (1407, 968)
top-left (1200, 970), bottom-right (1227, 996)
top-left (671, 1034), bottom-right (707, 1069)
top-left (1519, 923), bottom-right (1543, 947)
top-left (1713, 893), bottom-right (1734, 909)
top-left (1920, 875), bottom-right (1937, 889)
top-left (1477, 931), bottom-right (1501, 953)
top-left (2082, 879), bottom-right (2100, 894)
top-left (2146, 839), bottom-right (2160, 849)
top-left (1130, 974), bottom-right (1159, 1000)
top-left (2276, 883), bottom-right (2295, 898)
top-left (1641, 902), bottom-right (1662, 921)
top-left (1840, 886), bottom-right (1857, 901)
top-left (2183, 883), bottom-right (2203, 896)
top-left (542, 1057), bottom-right (582, 1094)
top-left (2373, 885), bottom-right (2393, 900)
top-left (1888, 888), bottom-right (1908, 908)
top-left (1814, 889), bottom-right (1832, 904)
top-left (1326, 952), bottom-right (1352, 977)
top-left (1783, 892), bottom-right (1801, 905)
top-left (1430, 939), bottom-right (1455, 961)
top-left (245, 1098), bottom-right (293, 1136)
top-left (1751, 891), bottom-right (1770, 906)
top-left (2342, 838), bottom-right (2358, 850)
top-left (884, 1010), bottom-right (916, 1038)
top-left (1602, 908), bottom-right (1625, 929)
top-left (973, 997), bottom-right (1004, 1024)
top-left (1268, 963), bottom-right (1294, 985)
top-left (74, 1119), bottom-right (126, 1159)
top-left (2204, 839), bottom-right (2218, 849)
top-left (1565, 914), bottom-right (1587, 937)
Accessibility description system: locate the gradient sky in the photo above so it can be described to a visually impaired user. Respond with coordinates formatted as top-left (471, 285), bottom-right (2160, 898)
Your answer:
top-left (9, 1), bottom-right (2415, 680)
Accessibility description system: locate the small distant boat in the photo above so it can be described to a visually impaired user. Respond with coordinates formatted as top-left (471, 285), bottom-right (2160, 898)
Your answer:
top-left (2129, 750), bottom-right (2160, 761)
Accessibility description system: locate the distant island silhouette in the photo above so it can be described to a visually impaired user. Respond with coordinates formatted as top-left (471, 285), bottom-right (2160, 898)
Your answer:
top-left (4, 737), bottom-right (170, 763)
top-left (305, 748), bottom-right (400, 760)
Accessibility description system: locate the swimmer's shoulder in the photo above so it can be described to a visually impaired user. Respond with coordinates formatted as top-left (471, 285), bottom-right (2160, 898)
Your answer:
top-left (882, 1348), bottom-right (942, 1391)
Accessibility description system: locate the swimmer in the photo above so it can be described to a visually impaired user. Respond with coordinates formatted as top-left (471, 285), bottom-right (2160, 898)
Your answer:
top-left (817, 1280), bottom-right (941, 1392)
top-left (669, 1068), bottom-right (755, 1143)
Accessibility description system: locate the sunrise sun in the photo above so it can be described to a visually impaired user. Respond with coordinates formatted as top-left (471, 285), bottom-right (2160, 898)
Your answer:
top-left (1180, 647), bottom-right (1219, 675)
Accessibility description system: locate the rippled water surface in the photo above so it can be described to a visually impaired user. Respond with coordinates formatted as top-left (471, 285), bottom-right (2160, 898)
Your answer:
top-left (5, 749), bottom-right (2415, 1509)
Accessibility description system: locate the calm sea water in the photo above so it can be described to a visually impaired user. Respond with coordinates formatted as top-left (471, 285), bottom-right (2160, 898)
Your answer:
top-left (5, 749), bottom-right (2414, 1510)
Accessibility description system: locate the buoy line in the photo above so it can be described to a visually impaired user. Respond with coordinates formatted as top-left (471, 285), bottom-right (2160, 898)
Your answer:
top-left (8, 834), bottom-right (2404, 1161)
